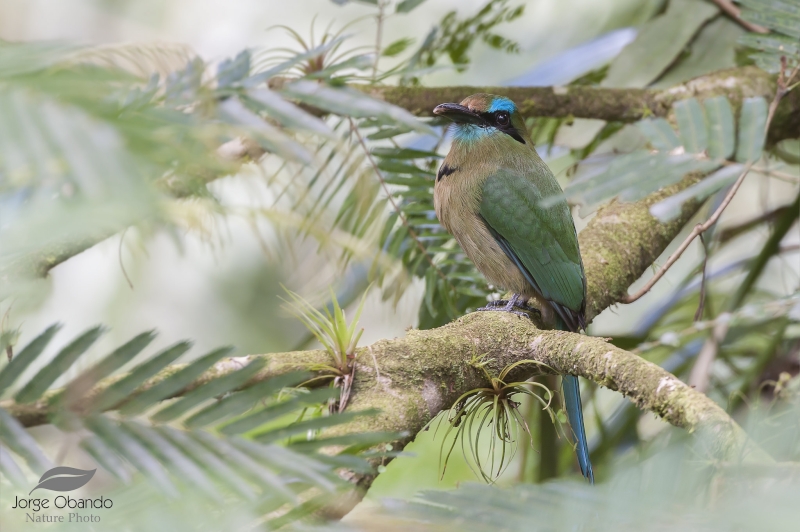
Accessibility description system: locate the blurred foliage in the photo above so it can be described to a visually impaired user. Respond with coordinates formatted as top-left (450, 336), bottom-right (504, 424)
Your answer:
top-left (363, 390), bottom-right (800, 532)
top-left (408, 0), bottom-right (525, 78)
top-left (0, 325), bottom-right (393, 528)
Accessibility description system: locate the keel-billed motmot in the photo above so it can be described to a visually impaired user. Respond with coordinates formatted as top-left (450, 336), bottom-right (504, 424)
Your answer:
top-left (433, 94), bottom-right (594, 483)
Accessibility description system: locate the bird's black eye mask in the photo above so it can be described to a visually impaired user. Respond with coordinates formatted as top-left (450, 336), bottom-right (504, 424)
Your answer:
top-left (475, 110), bottom-right (526, 145)
top-left (433, 102), bottom-right (526, 145)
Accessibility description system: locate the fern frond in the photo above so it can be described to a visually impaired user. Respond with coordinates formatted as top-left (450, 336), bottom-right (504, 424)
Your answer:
top-left (0, 324), bottom-right (390, 526)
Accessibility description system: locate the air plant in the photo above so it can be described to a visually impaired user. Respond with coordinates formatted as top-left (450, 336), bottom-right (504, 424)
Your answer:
top-left (436, 355), bottom-right (557, 483)
top-left (282, 285), bottom-right (368, 413)
top-left (252, 18), bottom-right (375, 82)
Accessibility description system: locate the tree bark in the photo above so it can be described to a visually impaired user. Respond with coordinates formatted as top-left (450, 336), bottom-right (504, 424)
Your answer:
top-left (364, 66), bottom-right (797, 144)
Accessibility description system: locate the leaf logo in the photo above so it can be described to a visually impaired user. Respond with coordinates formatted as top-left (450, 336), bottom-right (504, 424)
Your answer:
top-left (29, 467), bottom-right (96, 495)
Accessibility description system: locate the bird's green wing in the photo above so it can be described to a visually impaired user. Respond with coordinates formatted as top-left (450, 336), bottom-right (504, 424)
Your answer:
top-left (479, 168), bottom-right (585, 314)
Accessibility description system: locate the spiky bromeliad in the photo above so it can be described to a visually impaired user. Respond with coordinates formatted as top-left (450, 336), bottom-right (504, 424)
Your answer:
top-left (433, 94), bottom-right (594, 483)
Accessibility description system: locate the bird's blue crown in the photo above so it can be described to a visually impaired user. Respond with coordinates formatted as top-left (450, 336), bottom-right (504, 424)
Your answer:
top-left (487, 97), bottom-right (517, 114)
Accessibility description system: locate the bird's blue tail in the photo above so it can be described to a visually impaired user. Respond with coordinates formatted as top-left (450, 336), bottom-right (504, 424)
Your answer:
top-left (556, 317), bottom-right (594, 484)
top-left (562, 375), bottom-right (594, 484)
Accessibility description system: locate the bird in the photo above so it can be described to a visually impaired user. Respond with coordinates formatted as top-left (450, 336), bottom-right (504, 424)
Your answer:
top-left (432, 93), bottom-right (594, 483)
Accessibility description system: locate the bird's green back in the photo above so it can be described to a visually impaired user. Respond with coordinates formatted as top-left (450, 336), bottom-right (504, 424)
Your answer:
top-left (479, 167), bottom-right (585, 314)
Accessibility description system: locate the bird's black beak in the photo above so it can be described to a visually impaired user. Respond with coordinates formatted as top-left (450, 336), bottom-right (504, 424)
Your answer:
top-left (433, 103), bottom-right (485, 126)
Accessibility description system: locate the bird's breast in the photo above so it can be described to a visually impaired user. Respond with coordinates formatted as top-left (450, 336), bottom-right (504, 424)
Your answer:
top-left (433, 162), bottom-right (535, 297)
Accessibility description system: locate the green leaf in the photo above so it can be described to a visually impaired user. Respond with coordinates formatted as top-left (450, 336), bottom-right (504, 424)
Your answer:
top-left (739, 33), bottom-right (800, 73)
top-left (183, 372), bottom-right (309, 429)
top-left (0, 407), bottom-right (52, 473)
top-left (232, 439), bottom-right (337, 492)
top-left (703, 96), bottom-right (735, 160)
top-left (281, 80), bottom-right (437, 135)
top-left (654, 17), bottom-right (743, 88)
top-left (383, 38), bottom-right (415, 57)
top-left (80, 436), bottom-right (132, 483)
top-left (289, 431), bottom-right (397, 452)
top-left (150, 358), bottom-right (268, 423)
top-left (371, 147), bottom-right (441, 159)
top-left (747, 51), bottom-right (799, 74)
top-left (736, 97), bottom-right (768, 163)
top-left (312, 453), bottom-right (376, 474)
top-left (247, 36), bottom-right (347, 83)
top-left (566, 151), bottom-right (719, 208)
top-left (739, 33), bottom-right (800, 55)
top-left (118, 346), bottom-right (234, 416)
top-left (157, 426), bottom-right (257, 500)
top-left (650, 164), bottom-right (744, 222)
top-left (253, 409), bottom-right (377, 443)
top-left (738, 0), bottom-right (800, 39)
top-left (85, 415), bottom-right (178, 496)
top-left (14, 326), bottom-right (105, 404)
top-left (602, 0), bottom-right (719, 88)
top-left (366, 126), bottom-right (412, 140)
top-left (397, 0), bottom-right (427, 13)
top-left (0, 41), bottom-right (76, 77)
top-left (0, 324), bottom-right (61, 396)
top-left (219, 387), bottom-right (339, 435)
top-left (219, 97), bottom-right (313, 164)
top-left (312, 53), bottom-right (374, 78)
top-left (245, 89), bottom-right (335, 139)
top-left (217, 50), bottom-right (250, 88)
top-left (774, 139), bottom-right (800, 164)
top-left (424, 267), bottom-right (438, 319)
top-left (91, 341), bottom-right (191, 413)
top-left (192, 431), bottom-right (298, 502)
top-left (124, 421), bottom-right (220, 499)
top-left (64, 331), bottom-right (156, 404)
top-left (377, 159), bottom-right (435, 176)
top-left (636, 118), bottom-right (681, 151)
top-left (674, 98), bottom-right (708, 154)
top-left (0, 445), bottom-right (28, 487)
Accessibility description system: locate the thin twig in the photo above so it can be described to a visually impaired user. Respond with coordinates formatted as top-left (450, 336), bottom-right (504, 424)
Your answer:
top-left (694, 233), bottom-right (709, 322)
top-left (780, 244), bottom-right (800, 254)
top-left (348, 117), bottom-right (450, 283)
top-left (708, 0), bottom-right (769, 34)
top-left (372, 1), bottom-right (386, 81)
top-left (623, 67), bottom-right (792, 304)
top-left (623, 160), bottom-right (756, 303)
top-left (118, 228), bottom-right (134, 290)
top-left (755, 167), bottom-right (800, 184)
top-left (1, 305), bottom-right (14, 361)
top-left (717, 204), bottom-right (794, 243)
top-left (688, 314), bottom-right (731, 393)
top-left (368, 345), bottom-right (382, 385)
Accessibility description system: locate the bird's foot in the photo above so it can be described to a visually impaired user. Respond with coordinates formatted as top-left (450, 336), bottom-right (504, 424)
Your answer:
top-left (476, 294), bottom-right (535, 319)
top-left (481, 299), bottom-right (509, 308)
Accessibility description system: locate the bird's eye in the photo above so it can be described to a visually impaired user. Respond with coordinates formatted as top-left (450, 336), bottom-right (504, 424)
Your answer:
top-left (496, 112), bottom-right (510, 126)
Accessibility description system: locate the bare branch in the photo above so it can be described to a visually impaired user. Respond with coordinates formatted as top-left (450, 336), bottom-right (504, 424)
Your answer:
top-left (623, 73), bottom-right (791, 304)
top-left (709, 0), bottom-right (769, 34)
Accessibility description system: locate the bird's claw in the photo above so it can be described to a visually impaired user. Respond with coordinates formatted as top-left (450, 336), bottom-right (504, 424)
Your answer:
top-left (476, 306), bottom-right (532, 319)
top-left (476, 294), bottom-right (539, 320)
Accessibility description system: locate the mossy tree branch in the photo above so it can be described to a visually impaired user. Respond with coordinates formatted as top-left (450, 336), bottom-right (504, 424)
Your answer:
top-left (1, 312), bottom-right (749, 455)
top-left (5, 175), bottom-right (746, 456)
top-left (365, 66), bottom-right (797, 143)
top-left (11, 66), bottom-right (798, 281)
